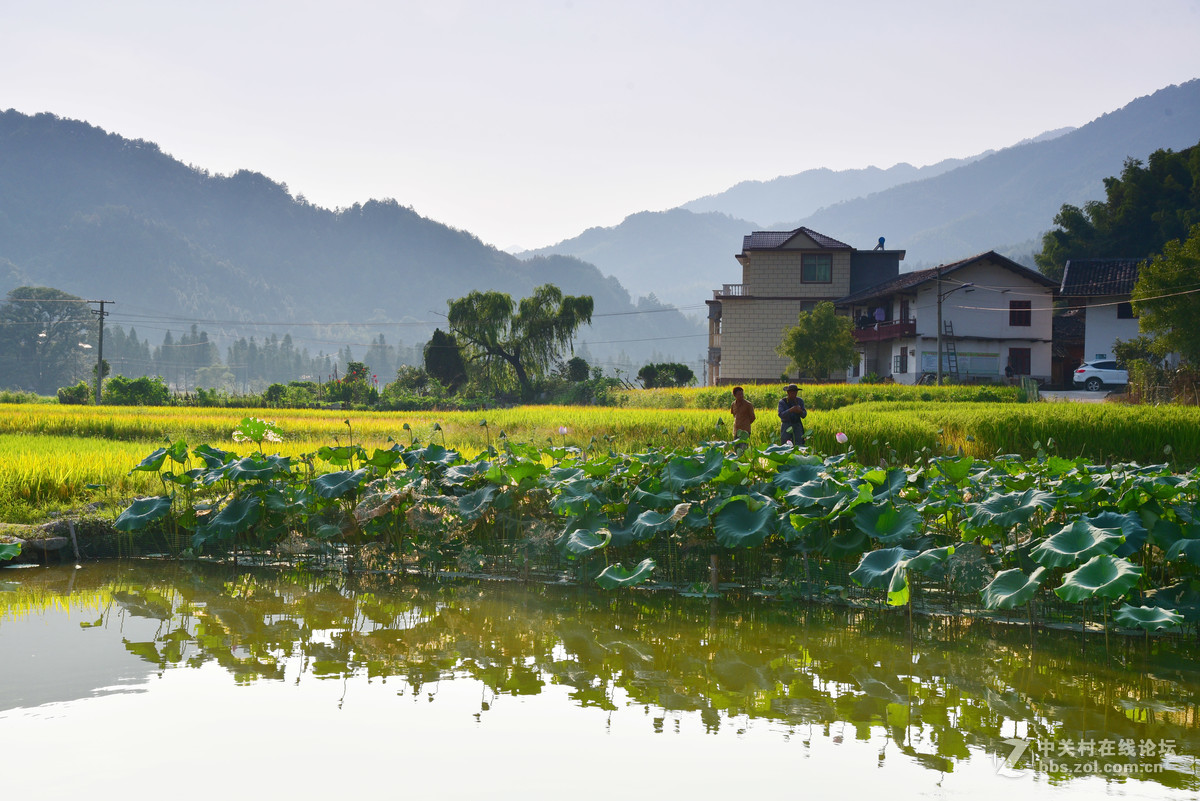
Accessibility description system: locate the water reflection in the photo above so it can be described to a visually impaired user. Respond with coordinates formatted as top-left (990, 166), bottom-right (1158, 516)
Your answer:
top-left (1, 561), bottom-right (1198, 795)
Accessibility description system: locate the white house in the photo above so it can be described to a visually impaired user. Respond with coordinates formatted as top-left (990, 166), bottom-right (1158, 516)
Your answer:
top-left (836, 252), bottom-right (1058, 384)
top-left (1058, 258), bottom-right (1142, 361)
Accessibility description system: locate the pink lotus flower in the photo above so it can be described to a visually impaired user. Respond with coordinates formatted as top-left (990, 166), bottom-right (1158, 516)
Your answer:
top-left (836, 432), bottom-right (849, 444)
top-left (558, 426), bottom-right (569, 435)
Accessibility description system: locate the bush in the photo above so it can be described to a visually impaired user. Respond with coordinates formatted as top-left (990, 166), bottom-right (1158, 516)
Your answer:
top-left (56, 381), bottom-right (92, 405)
top-left (103, 375), bottom-right (171, 406)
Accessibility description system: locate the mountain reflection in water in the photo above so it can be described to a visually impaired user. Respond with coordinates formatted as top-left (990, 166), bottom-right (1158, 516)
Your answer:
top-left (1, 561), bottom-right (1197, 799)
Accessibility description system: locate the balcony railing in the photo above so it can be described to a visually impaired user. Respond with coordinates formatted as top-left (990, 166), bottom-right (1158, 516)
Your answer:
top-left (713, 283), bottom-right (746, 298)
top-left (854, 318), bottom-right (916, 343)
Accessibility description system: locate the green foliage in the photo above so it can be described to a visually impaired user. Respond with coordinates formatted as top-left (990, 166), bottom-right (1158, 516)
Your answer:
top-left (424, 329), bottom-right (467, 392)
top-left (0, 286), bottom-right (95, 395)
top-left (1036, 142), bottom-right (1200, 281)
top-left (56, 380), bottom-right (92, 405)
top-left (637, 362), bottom-right (695, 388)
top-left (103, 375), bottom-right (171, 405)
top-left (0, 541), bottom-right (21, 561)
top-left (448, 284), bottom-right (593, 401)
top-left (1132, 222), bottom-right (1200, 364)
top-left (776, 301), bottom-right (858, 379)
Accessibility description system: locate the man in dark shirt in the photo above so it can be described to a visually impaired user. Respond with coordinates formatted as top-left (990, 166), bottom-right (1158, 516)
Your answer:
top-left (777, 384), bottom-right (807, 445)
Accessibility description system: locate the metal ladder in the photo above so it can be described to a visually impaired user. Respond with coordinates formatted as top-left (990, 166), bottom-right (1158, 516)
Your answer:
top-left (943, 320), bottom-right (959, 379)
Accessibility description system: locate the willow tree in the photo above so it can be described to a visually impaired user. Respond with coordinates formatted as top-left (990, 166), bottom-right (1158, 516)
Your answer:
top-left (447, 284), bottom-right (593, 400)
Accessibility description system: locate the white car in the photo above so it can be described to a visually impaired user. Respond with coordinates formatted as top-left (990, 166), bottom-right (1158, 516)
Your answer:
top-left (1073, 360), bottom-right (1128, 391)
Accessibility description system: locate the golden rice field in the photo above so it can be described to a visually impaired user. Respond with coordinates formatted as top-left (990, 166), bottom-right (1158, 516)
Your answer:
top-left (1, 398), bottom-right (1198, 522)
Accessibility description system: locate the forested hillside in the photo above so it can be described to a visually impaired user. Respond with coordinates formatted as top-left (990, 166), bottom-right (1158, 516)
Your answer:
top-left (0, 110), bottom-right (703, 383)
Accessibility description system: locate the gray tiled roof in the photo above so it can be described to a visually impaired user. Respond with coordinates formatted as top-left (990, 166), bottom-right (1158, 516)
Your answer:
top-left (836, 251), bottom-right (1057, 306)
top-left (741, 227), bottom-right (852, 252)
top-left (1059, 258), bottom-right (1143, 297)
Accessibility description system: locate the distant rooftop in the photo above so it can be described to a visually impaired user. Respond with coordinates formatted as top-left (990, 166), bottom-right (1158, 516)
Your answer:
top-left (741, 227), bottom-right (853, 252)
top-left (1059, 258), bottom-right (1144, 296)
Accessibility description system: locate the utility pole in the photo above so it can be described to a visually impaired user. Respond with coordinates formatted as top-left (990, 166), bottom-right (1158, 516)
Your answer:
top-left (88, 300), bottom-right (114, 404)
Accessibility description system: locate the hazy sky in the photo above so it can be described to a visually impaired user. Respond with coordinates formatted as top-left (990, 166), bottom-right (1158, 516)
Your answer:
top-left (4, 0), bottom-right (1200, 251)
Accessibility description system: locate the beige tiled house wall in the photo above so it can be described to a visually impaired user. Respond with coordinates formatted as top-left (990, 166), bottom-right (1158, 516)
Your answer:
top-left (718, 298), bottom-right (810, 381)
top-left (743, 251), bottom-right (852, 298)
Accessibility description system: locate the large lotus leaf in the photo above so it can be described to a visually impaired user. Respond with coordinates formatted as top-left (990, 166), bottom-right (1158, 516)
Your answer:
top-left (632, 503), bottom-right (690, 542)
top-left (129, 447), bottom-right (169, 473)
top-left (316, 445), bottom-right (364, 467)
top-left (712, 461), bottom-right (752, 486)
top-left (0, 542), bottom-right (20, 561)
top-left (785, 479), bottom-right (844, 511)
top-left (114, 495), bottom-right (174, 532)
top-left (1055, 555), bottom-right (1143, 603)
top-left (165, 439), bottom-right (189, 465)
top-left (457, 485), bottom-right (500, 522)
top-left (965, 488), bottom-right (1056, 532)
top-left (1113, 604), bottom-right (1184, 632)
top-left (935, 455), bottom-right (975, 483)
top-left (1091, 510), bottom-right (1148, 557)
top-left (712, 496), bottom-right (778, 549)
top-left (192, 443), bottom-right (234, 469)
top-left (772, 462), bottom-right (822, 491)
top-left (225, 454), bottom-right (292, 483)
top-left (200, 495), bottom-right (263, 540)
top-left (557, 528), bottom-right (611, 557)
top-left (502, 460), bottom-right (548, 483)
top-left (1143, 580), bottom-right (1200, 621)
top-left (1166, 538), bottom-right (1200, 565)
top-left (850, 547), bottom-right (918, 591)
top-left (443, 460), bottom-right (493, 486)
top-left (1148, 519), bottom-right (1188, 551)
top-left (1031, 518), bottom-right (1126, 568)
top-left (757, 443), bottom-right (808, 464)
top-left (852, 502), bottom-right (922, 544)
top-left (548, 466), bottom-right (585, 483)
top-left (663, 448), bottom-right (725, 491)
top-left (630, 485), bottom-right (682, 510)
top-left (312, 469), bottom-right (368, 499)
top-left (827, 482), bottom-right (876, 519)
top-left (867, 467), bottom-right (910, 499)
top-left (363, 447), bottom-right (404, 472)
top-left (549, 479), bottom-right (602, 516)
top-left (819, 526), bottom-right (870, 559)
top-left (981, 566), bottom-right (1048, 610)
top-left (595, 558), bottom-right (656, 589)
top-left (580, 457), bottom-right (618, 478)
top-left (403, 443), bottom-right (461, 468)
top-left (882, 546), bottom-right (956, 607)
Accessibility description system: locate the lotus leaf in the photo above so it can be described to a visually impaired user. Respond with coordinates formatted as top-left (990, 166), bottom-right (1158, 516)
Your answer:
top-left (363, 448), bottom-right (404, 471)
top-left (852, 502), bottom-right (922, 544)
top-left (663, 449), bottom-right (725, 491)
top-left (850, 547), bottom-right (918, 591)
top-left (771, 462), bottom-right (822, 491)
top-left (198, 495), bottom-right (263, 541)
top-left (501, 460), bottom-right (548, 483)
top-left (867, 467), bottom-right (910, 499)
top-left (0, 542), bottom-right (20, 561)
top-left (1030, 518), bottom-right (1125, 568)
top-left (980, 566), bottom-right (1047, 610)
top-left (1166, 538), bottom-right (1200, 565)
top-left (443, 461), bottom-right (493, 486)
top-left (549, 479), bottom-right (602, 516)
top-left (1112, 604), bottom-right (1184, 632)
top-left (557, 528), bottom-right (611, 557)
top-left (712, 495), bottom-right (778, 548)
top-left (192, 443), bottom-right (234, 469)
top-left (225, 455), bottom-right (291, 482)
top-left (595, 558), bottom-right (656, 589)
top-left (964, 488), bottom-right (1056, 534)
top-left (630, 485), bottom-right (683, 510)
top-left (629, 507), bottom-right (682, 542)
top-left (935, 455), bottom-right (975, 483)
top-left (312, 469), bottom-right (368, 499)
top-left (1055, 555), bottom-right (1143, 603)
top-left (129, 447), bottom-right (169, 473)
top-left (114, 495), bottom-right (174, 532)
top-left (457, 485), bottom-right (500, 522)
top-left (403, 443), bottom-right (460, 467)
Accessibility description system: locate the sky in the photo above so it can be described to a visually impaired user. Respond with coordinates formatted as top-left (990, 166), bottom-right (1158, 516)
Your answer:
top-left (3, 0), bottom-right (1200, 252)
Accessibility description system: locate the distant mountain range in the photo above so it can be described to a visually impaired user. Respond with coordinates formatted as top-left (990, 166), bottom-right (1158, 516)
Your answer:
top-left (0, 111), bottom-right (704, 372)
top-left (523, 81), bottom-right (1200, 307)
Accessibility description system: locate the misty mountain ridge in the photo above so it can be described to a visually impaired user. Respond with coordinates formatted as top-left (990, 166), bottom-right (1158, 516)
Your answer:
top-left (0, 110), bottom-right (705, 375)
top-left (528, 81), bottom-right (1198, 306)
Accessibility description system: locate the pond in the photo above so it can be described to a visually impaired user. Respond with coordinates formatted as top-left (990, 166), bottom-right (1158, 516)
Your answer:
top-left (2, 561), bottom-right (1197, 800)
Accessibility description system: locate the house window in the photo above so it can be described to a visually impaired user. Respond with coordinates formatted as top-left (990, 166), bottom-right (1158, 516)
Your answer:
top-left (893, 347), bottom-right (908, 374)
top-left (1009, 301), bottom-right (1031, 327)
top-left (801, 253), bottom-right (832, 283)
top-left (1009, 347), bottom-right (1031, 376)
top-left (1117, 302), bottom-right (1136, 319)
